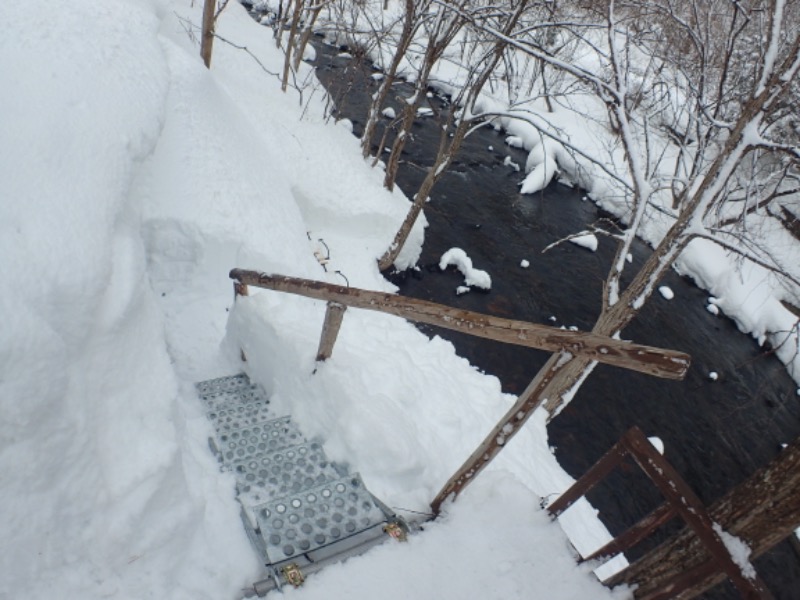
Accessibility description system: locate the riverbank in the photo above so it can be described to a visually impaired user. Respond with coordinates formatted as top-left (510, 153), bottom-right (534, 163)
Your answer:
top-left (307, 31), bottom-right (800, 599)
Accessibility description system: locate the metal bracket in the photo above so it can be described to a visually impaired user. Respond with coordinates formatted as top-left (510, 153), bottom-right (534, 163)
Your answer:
top-left (281, 563), bottom-right (305, 588)
top-left (383, 522), bottom-right (408, 542)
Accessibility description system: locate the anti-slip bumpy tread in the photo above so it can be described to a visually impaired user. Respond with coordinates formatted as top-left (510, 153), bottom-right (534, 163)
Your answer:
top-left (195, 373), bottom-right (396, 579)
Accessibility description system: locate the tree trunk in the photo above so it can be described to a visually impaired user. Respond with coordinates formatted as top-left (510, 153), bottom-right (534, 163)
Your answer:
top-left (361, 0), bottom-right (418, 159)
top-left (293, 3), bottom-right (323, 72)
top-left (382, 4), bottom-right (465, 190)
top-left (379, 1), bottom-right (530, 269)
top-left (382, 58), bottom-right (438, 191)
top-left (281, 0), bottom-right (304, 92)
top-left (201, 0), bottom-right (216, 68)
top-left (605, 437), bottom-right (800, 599)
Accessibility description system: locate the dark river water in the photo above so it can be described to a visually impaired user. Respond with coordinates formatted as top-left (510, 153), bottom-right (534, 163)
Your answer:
top-left (295, 35), bottom-right (800, 598)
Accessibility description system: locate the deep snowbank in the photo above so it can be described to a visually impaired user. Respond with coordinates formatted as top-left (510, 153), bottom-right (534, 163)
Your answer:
top-left (1, 1), bottom-right (262, 597)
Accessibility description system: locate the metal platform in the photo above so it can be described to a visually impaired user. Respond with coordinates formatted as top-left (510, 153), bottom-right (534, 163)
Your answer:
top-left (196, 373), bottom-right (406, 594)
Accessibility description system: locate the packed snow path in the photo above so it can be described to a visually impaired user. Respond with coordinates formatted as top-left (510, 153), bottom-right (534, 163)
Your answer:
top-left (195, 373), bottom-right (404, 594)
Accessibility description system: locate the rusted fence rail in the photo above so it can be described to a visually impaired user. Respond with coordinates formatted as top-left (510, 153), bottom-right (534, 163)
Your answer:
top-left (229, 269), bottom-right (690, 380)
top-left (548, 427), bottom-right (772, 600)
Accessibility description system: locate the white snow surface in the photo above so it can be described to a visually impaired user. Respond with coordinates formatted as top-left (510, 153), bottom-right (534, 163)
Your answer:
top-left (659, 286), bottom-right (675, 300)
top-left (647, 436), bottom-right (665, 455)
top-left (0, 1), bottom-right (628, 599)
top-left (713, 523), bottom-right (757, 580)
top-left (439, 247), bottom-right (493, 289)
top-left (569, 233), bottom-right (599, 252)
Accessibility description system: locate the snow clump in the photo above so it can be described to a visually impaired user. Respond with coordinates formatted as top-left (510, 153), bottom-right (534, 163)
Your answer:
top-left (712, 523), bottom-right (757, 580)
top-left (520, 137), bottom-right (574, 194)
top-left (440, 247), bottom-right (492, 291)
top-left (659, 286), bottom-right (675, 300)
top-left (647, 436), bottom-right (665, 454)
top-left (569, 232), bottom-right (599, 252)
top-left (381, 106), bottom-right (396, 119)
top-left (504, 155), bottom-right (521, 171)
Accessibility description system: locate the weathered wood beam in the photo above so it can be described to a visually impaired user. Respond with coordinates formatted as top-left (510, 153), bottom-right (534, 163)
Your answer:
top-left (547, 440), bottom-right (627, 517)
top-left (431, 351), bottom-right (572, 514)
top-left (582, 502), bottom-right (676, 563)
top-left (316, 301), bottom-right (347, 362)
top-left (200, 0), bottom-right (216, 68)
top-left (229, 269), bottom-right (691, 380)
top-left (606, 436), bottom-right (800, 598)
top-left (619, 428), bottom-right (771, 599)
top-left (233, 281), bottom-right (249, 362)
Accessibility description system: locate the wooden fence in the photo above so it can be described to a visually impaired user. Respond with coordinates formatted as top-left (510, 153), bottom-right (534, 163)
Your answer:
top-left (548, 427), bottom-right (772, 600)
top-left (229, 269), bottom-right (690, 379)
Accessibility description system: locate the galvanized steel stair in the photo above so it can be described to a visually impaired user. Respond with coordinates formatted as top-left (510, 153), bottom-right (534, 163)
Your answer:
top-left (196, 373), bottom-right (406, 594)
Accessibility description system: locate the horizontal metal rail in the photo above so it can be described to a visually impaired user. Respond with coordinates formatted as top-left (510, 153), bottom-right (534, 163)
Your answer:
top-left (230, 269), bottom-right (691, 380)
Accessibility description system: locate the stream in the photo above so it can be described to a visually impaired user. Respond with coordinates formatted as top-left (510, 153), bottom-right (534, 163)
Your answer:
top-left (297, 37), bottom-right (800, 598)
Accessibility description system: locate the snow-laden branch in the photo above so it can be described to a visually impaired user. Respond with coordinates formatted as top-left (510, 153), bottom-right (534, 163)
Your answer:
top-left (756, 0), bottom-right (786, 95)
top-left (429, 0), bottom-right (621, 104)
top-left (475, 109), bottom-right (634, 192)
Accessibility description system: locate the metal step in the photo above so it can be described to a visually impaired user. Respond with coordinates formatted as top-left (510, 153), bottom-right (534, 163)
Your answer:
top-left (195, 373), bottom-right (405, 594)
top-left (234, 440), bottom-right (343, 527)
top-left (252, 473), bottom-right (388, 564)
top-left (215, 417), bottom-right (305, 466)
top-left (196, 372), bottom-right (256, 398)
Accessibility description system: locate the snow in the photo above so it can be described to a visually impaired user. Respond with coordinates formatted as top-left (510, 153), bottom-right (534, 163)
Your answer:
top-left (347, 3), bottom-right (800, 387)
top-left (381, 106), bottom-right (396, 119)
top-left (0, 1), bottom-right (629, 599)
top-left (658, 286), bottom-right (675, 300)
top-left (709, 372), bottom-right (719, 381)
top-left (713, 523), bottom-right (757, 580)
top-left (520, 156), bottom-right (558, 193)
top-left (439, 247), bottom-right (493, 290)
top-left (569, 233), bottom-right (599, 252)
top-left (504, 155), bottom-right (521, 171)
top-left (520, 259), bottom-right (531, 268)
top-left (647, 437), bottom-right (665, 455)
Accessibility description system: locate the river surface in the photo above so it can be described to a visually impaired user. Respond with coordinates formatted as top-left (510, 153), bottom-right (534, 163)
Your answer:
top-left (298, 37), bottom-right (800, 598)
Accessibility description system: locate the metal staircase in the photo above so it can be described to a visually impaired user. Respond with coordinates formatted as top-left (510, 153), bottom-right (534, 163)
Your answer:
top-left (195, 373), bottom-right (407, 595)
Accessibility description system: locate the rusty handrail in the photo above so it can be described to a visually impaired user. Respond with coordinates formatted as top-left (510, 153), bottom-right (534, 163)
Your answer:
top-left (230, 269), bottom-right (690, 380)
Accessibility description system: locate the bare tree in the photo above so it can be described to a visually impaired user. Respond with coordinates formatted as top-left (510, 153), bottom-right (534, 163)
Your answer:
top-left (381, 0), bottom-right (472, 191)
top-left (200, 0), bottom-right (230, 67)
top-left (378, 0), bottom-right (532, 269)
top-left (360, 0), bottom-right (434, 159)
top-left (432, 0), bottom-right (800, 513)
